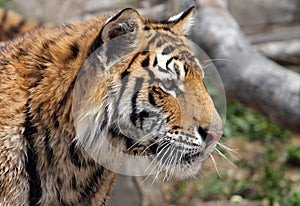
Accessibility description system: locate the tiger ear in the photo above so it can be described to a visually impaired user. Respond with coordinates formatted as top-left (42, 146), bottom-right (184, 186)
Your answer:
top-left (169, 6), bottom-right (196, 36)
top-left (101, 8), bottom-right (143, 42)
top-left (87, 8), bottom-right (143, 57)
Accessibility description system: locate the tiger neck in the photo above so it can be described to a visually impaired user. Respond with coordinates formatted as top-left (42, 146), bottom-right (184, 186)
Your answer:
top-left (13, 17), bottom-right (119, 205)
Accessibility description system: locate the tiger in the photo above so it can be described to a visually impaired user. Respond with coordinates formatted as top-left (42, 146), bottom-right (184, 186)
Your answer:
top-left (0, 6), bottom-right (224, 206)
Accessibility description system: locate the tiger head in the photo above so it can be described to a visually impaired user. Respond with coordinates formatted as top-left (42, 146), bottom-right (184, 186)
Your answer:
top-left (73, 7), bottom-right (224, 178)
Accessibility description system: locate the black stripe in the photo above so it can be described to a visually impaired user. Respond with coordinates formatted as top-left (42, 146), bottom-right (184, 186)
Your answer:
top-left (57, 78), bottom-right (76, 113)
top-left (156, 40), bottom-right (163, 47)
top-left (162, 45), bottom-right (175, 55)
top-left (177, 6), bottom-right (195, 23)
top-left (121, 52), bottom-right (139, 80)
top-left (141, 56), bottom-right (150, 67)
top-left (71, 175), bottom-right (77, 190)
top-left (143, 32), bottom-right (159, 52)
top-left (69, 141), bottom-right (82, 169)
top-left (67, 43), bottom-right (80, 61)
top-left (184, 63), bottom-right (189, 75)
top-left (87, 29), bottom-right (103, 57)
top-left (125, 136), bottom-right (136, 150)
top-left (143, 66), bottom-right (156, 82)
top-left (149, 141), bottom-right (159, 154)
top-left (101, 198), bottom-right (107, 206)
top-left (99, 106), bottom-right (108, 131)
top-left (78, 166), bottom-right (104, 205)
top-left (17, 48), bottom-right (29, 56)
top-left (158, 65), bottom-right (168, 73)
top-left (153, 56), bottom-right (158, 67)
top-left (44, 128), bottom-right (54, 164)
top-left (10, 19), bottom-right (25, 34)
top-left (121, 69), bottom-right (130, 80)
top-left (148, 91), bottom-right (157, 106)
top-left (111, 65), bottom-right (131, 121)
top-left (130, 78), bottom-right (144, 126)
top-left (111, 52), bottom-right (140, 122)
top-left (139, 110), bottom-right (150, 129)
top-left (24, 99), bottom-right (42, 206)
top-left (53, 113), bottom-right (59, 128)
top-left (130, 93), bottom-right (139, 127)
top-left (166, 57), bottom-right (175, 72)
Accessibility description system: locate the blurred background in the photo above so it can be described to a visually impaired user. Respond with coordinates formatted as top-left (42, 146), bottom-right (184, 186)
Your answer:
top-left (1, 0), bottom-right (299, 205)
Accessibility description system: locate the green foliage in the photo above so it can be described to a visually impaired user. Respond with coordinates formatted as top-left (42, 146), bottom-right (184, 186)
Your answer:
top-left (252, 147), bottom-right (296, 206)
top-left (224, 103), bottom-right (291, 142)
top-left (170, 181), bottom-right (189, 203)
top-left (0, 0), bottom-right (15, 9)
top-left (197, 173), bottom-right (251, 201)
top-left (286, 145), bottom-right (300, 166)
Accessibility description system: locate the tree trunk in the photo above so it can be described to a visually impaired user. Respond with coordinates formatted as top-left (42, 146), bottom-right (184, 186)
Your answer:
top-left (189, 1), bottom-right (300, 133)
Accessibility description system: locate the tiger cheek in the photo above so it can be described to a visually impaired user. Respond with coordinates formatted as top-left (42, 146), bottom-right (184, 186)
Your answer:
top-left (163, 96), bottom-right (181, 126)
top-left (151, 89), bottom-right (181, 126)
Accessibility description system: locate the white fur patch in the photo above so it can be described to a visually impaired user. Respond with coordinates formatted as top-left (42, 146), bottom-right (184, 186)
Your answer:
top-left (105, 16), bottom-right (113, 24)
top-left (168, 12), bottom-right (184, 22)
top-left (156, 54), bottom-right (186, 80)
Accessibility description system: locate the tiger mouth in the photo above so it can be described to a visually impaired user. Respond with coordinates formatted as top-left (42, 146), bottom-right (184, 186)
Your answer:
top-left (126, 136), bottom-right (217, 165)
top-left (150, 140), bottom-right (212, 165)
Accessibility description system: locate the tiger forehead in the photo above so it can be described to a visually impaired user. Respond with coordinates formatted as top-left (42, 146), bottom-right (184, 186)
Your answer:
top-left (140, 33), bottom-right (202, 78)
top-left (140, 32), bottom-right (195, 63)
top-left (143, 30), bottom-right (186, 49)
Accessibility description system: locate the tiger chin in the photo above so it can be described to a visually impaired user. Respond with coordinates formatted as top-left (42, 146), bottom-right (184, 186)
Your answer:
top-left (73, 7), bottom-right (224, 179)
top-left (0, 5), bottom-right (224, 206)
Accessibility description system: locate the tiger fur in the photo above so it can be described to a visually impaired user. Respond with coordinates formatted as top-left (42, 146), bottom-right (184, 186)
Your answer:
top-left (0, 7), bottom-right (223, 206)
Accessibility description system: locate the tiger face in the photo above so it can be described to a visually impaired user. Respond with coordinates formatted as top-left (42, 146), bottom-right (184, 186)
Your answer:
top-left (74, 7), bottom-right (224, 178)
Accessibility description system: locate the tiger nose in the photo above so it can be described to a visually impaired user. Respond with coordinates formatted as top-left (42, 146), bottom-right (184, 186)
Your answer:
top-left (196, 126), bottom-right (223, 145)
top-left (206, 129), bottom-right (223, 145)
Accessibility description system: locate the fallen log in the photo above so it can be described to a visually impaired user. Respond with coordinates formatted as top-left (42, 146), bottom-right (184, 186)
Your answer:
top-left (248, 26), bottom-right (300, 44)
top-left (254, 40), bottom-right (300, 68)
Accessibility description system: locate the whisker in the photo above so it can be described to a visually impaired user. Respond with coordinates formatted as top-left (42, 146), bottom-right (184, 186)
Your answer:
top-left (169, 147), bottom-right (179, 180)
top-left (165, 146), bottom-right (176, 181)
top-left (200, 58), bottom-right (232, 66)
top-left (217, 142), bottom-right (239, 161)
top-left (199, 170), bottom-right (209, 177)
top-left (144, 142), bottom-right (171, 174)
top-left (209, 154), bottom-right (221, 177)
top-left (162, 146), bottom-right (174, 182)
top-left (141, 139), bottom-right (165, 155)
top-left (126, 133), bottom-right (154, 151)
top-left (141, 161), bottom-right (160, 185)
top-left (178, 147), bottom-right (184, 163)
top-left (214, 148), bottom-right (237, 168)
top-left (200, 58), bottom-right (233, 72)
top-left (151, 163), bottom-right (162, 185)
top-left (144, 156), bottom-right (158, 174)
top-left (217, 142), bottom-right (238, 153)
top-left (117, 116), bottom-right (127, 137)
